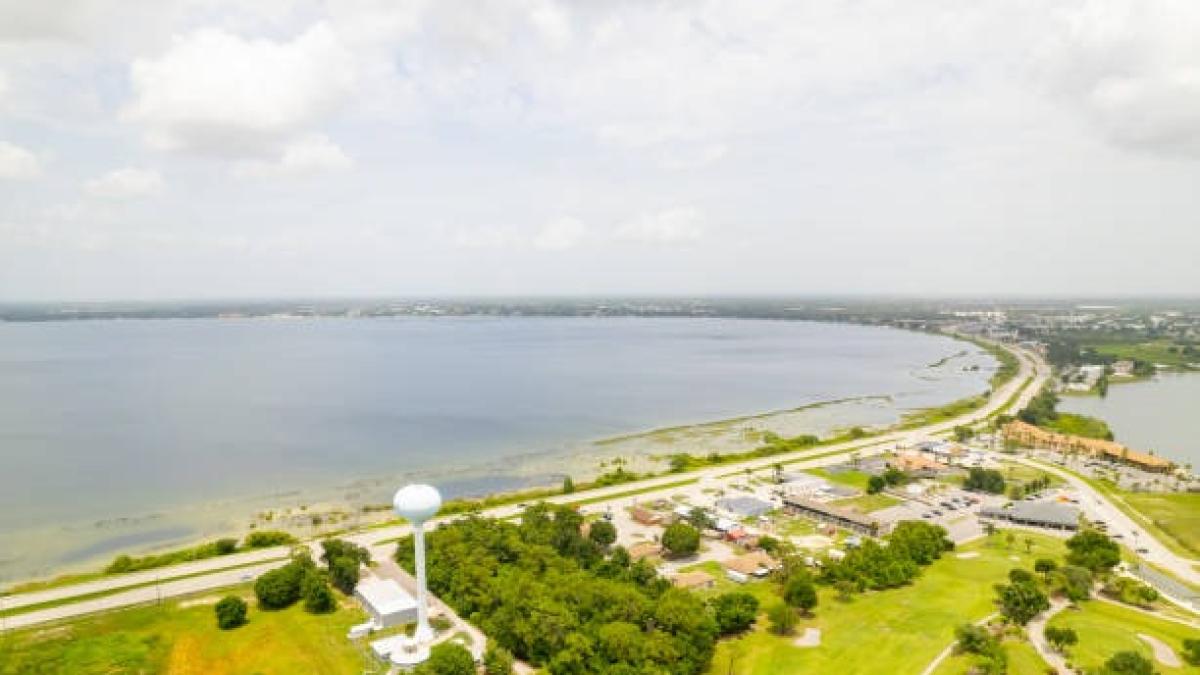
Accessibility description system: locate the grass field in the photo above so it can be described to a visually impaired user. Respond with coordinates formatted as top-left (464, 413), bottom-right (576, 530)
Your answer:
top-left (828, 493), bottom-right (901, 513)
top-left (1047, 599), bottom-right (1198, 674)
top-left (1091, 341), bottom-right (1198, 369)
top-left (805, 468), bottom-right (871, 491)
top-left (0, 586), bottom-right (376, 675)
top-left (1041, 412), bottom-right (1113, 440)
top-left (704, 532), bottom-right (1067, 675)
top-left (1119, 491), bottom-right (1200, 559)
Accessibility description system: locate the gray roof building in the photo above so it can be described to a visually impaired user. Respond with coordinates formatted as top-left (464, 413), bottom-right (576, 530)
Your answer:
top-left (979, 501), bottom-right (1079, 530)
top-left (716, 496), bottom-right (775, 518)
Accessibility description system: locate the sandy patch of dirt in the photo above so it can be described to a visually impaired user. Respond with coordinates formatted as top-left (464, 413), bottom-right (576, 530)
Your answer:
top-left (1137, 634), bottom-right (1181, 668)
top-left (793, 628), bottom-right (821, 647)
top-left (955, 552), bottom-right (980, 559)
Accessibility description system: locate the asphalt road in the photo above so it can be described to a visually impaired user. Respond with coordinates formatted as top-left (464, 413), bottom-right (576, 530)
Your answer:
top-left (1, 339), bottom-right (1048, 630)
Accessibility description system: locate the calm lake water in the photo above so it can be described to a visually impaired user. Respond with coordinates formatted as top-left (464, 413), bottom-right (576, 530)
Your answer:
top-left (1058, 373), bottom-right (1200, 466)
top-left (0, 317), bottom-right (993, 578)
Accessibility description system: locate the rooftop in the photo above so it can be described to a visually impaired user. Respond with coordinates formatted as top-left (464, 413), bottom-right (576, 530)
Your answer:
top-left (356, 577), bottom-right (417, 616)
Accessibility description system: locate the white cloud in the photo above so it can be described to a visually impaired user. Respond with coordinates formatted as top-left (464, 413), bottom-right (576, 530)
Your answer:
top-left (233, 135), bottom-right (353, 178)
top-left (0, 140), bottom-right (41, 179)
top-left (122, 23), bottom-right (357, 156)
top-left (1035, 2), bottom-right (1200, 157)
top-left (532, 217), bottom-right (587, 251)
top-left (85, 168), bottom-right (163, 199)
top-left (616, 207), bottom-right (704, 244)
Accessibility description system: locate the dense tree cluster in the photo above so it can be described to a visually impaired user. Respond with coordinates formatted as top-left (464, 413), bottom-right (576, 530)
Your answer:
top-left (963, 468), bottom-right (1006, 494)
top-left (1065, 529), bottom-right (1121, 573)
top-left (818, 521), bottom-right (952, 592)
top-left (253, 552), bottom-right (336, 613)
top-left (320, 538), bottom-right (370, 595)
top-left (1101, 651), bottom-right (1155, 674)
top-left (1102, 577), bottom-right (1158, 608)
top-left (395, 505), bottom-right (719, 674)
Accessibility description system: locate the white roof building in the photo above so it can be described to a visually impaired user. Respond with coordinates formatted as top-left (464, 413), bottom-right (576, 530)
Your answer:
top-left (356, 577), bottom-right (419, 629)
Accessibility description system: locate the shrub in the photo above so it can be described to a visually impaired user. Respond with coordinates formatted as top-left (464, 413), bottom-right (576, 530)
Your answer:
top-left (1101, 651), bottom-right (1154, 674)
top-left (783, 575), bottom-right (818, 615)
top-left (215, 538), bottom-right (238, 555)
top-left (214, 595), bottom-right (248, 630)
top-left (1182, 638), bottom-right (1200, 666)
top-left (661, 523), bottom-right (700, 557)
top-left (767, 602), bottom-right (796, 636)
top-left (867, 475), bottom-right (885, 494)
top-left (483, 643), bottom-right (515, 674)
top-left (588, 520), bottom-right (617, 547)
top-left (244, 530), bottom-right (297, 548)
top-left (415, 642), bottom-right (476, 675)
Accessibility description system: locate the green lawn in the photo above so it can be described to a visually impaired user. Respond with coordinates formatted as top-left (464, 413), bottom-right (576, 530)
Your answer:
top-left (828, 493), bottom-right (901, 513)
top-left (1047, 599), bottom-right (1198, 674)
top-left (705, 532), bottom-right (1067, 675)
top-left (1092, 341), bottom-right (1198, 369)
top-left (805, 468), bottom-right (870, 491)
top-left (1120, 492), bottom-right (1200, 559)
top-left (0, 586), bottom-right (377, 675)
top-left (1041, 412), bottom-right (1113, 440)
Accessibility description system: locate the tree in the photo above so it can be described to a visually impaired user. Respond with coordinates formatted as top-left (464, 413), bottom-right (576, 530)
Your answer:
top-left (1101, 651), bottom-right (1155, 675)
top-left (1066, 529), bottom-right (1120, 572)
top-left (562, 476), bottom-right (576, 494)
top-left (1008, 568), bottom-right (1034, 584)
top-left (661, 523), bottom-right (700, 557)
top-left (1182, 638), bottom-right (1200, 666)
top-left (1044, 626), bottom-right (1077, 653)
top-left (588, 520), bottom-right (617, 547)
top-left (686, 507), bottom-right (714, 531)
top-left (1034, 558), bottom-right (1058, 582)
top-left (710, 592), bottom-right (759, 635)
top-left (954, 623), bottom-right (994, 655)
top-left (484, 643), bottom-right (515, 675)
top-left (416, 642), bottom-right (476, 675)
top-left (995, 579), bottom-right (1049, 625)
top-left (953, 425), bottom-right (975, 442)
top-left (215, 538), bottom-right (238, 555)
top-left (329, 555), bottom-right (361, 595)
top-left (214, 595), bottom-right (248, 630)
top-left (835, 580), bottom-right (855, 602)
top-left (302, 571), bottom-right (336, 614)
top-left (767, 602), bottom-right (796, 636)
top-left (1023, 536), bottom-right (1033, 554)
top-left (783, 575), bottom-right (818, 616)
top-left (1055, 565), bottom-right (1093, 602)
top-left (867, 475), bottom-right (886, 494)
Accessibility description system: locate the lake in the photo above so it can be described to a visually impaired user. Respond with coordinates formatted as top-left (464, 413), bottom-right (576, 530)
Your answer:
top-left (0, 317), bottom-right (994, 578)
top-left (1058, 373), bottom-right (1200, 467)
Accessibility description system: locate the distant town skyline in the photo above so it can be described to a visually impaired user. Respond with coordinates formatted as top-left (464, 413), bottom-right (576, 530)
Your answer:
top-left (2, 1), bottom-right (1199, 301)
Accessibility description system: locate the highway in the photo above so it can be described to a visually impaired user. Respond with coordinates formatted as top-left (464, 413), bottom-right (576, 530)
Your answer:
top-left (1, 338), bottom-right (1048, 630)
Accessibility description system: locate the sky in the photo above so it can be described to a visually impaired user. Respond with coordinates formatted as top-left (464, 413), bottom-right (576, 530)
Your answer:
top-left (1, 1), bottom-right (1198, 301)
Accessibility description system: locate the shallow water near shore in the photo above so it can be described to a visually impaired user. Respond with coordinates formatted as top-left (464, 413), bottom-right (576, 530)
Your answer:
top-left (0, 316), bottom-right (995, 580)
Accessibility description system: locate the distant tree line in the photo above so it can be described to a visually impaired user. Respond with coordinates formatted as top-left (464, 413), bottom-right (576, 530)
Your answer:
top-left (106, 530), bottom-right (296, 574)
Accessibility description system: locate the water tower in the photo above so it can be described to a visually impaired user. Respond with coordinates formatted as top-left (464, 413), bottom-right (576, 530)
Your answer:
top-left (393, 483), bottom-right (442, 644)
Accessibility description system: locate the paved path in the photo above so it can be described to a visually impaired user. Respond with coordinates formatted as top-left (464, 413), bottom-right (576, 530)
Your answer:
top-left (1027, 598), bottom-right (1071, 674)
top-left (1, 339), bottom-right (1046, 630)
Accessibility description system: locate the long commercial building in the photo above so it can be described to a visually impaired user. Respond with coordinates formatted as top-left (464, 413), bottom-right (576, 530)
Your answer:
top-left (1003, 420), bottom-right (1175, 473)
top-left (781, 496), bottom-right (881, 536)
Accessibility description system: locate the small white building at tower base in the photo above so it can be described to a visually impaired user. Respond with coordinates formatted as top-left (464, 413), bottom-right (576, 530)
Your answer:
top-left (355, 577), bottom-right (419, 629)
